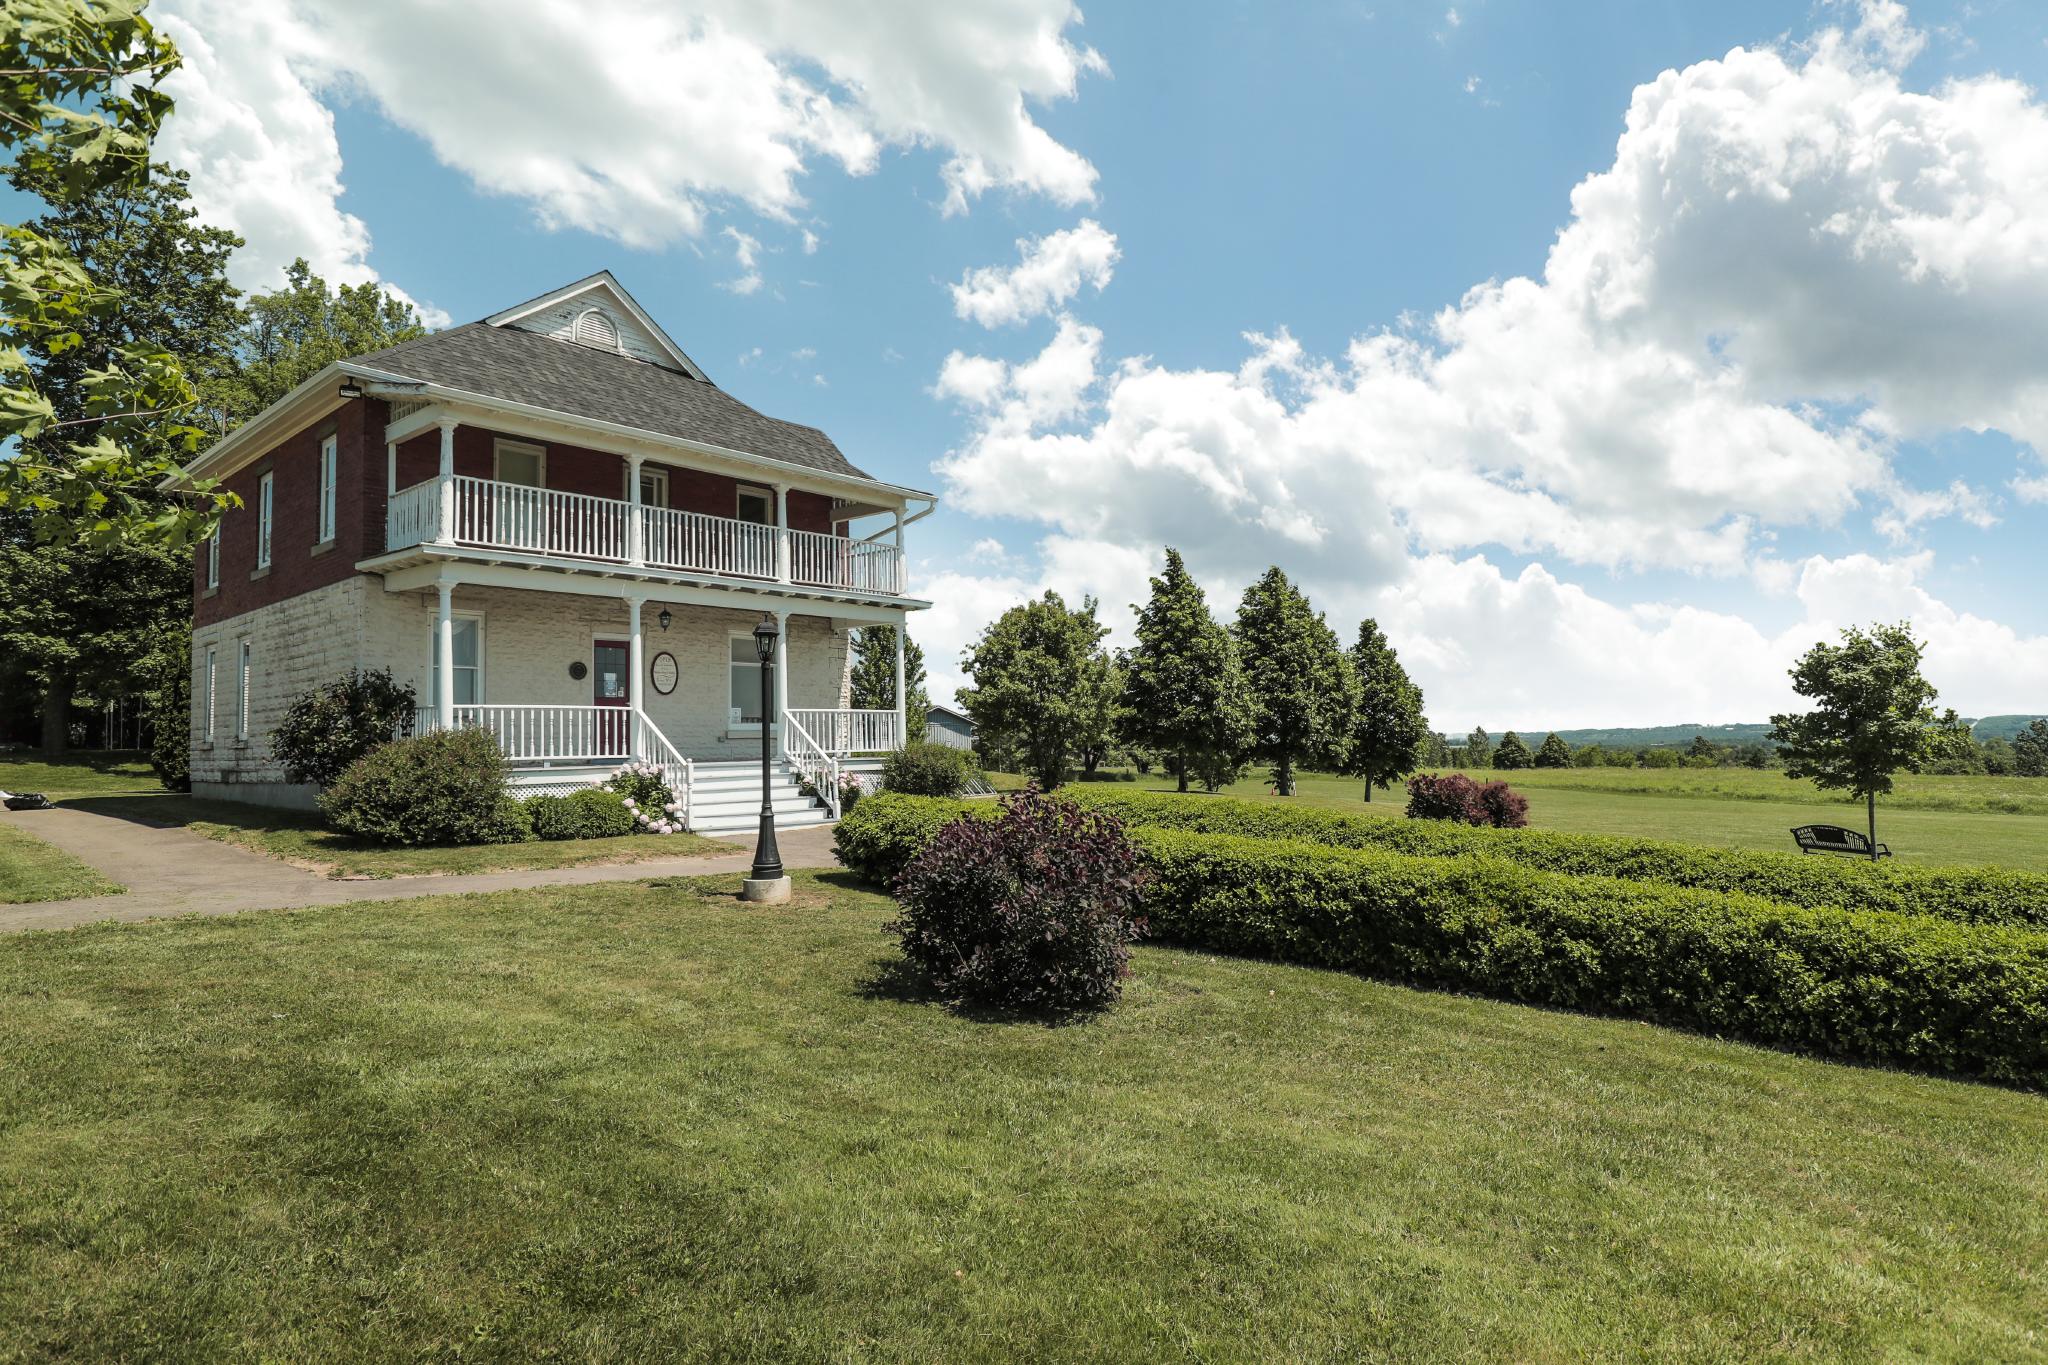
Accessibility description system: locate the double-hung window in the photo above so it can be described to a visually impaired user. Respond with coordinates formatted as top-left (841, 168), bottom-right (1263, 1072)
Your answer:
top-left (235, 640), bottom-right (252, 741)
top-left (256, 471), bottom-right (274, 570)
top-left (203, 645), bottom-right (217, 743)
top-left (317, 435), bottom-right (338, 543)
top-left (431, 614), bottom-right (485, 706)
top-left (205, 527), bottom-right (219, 590)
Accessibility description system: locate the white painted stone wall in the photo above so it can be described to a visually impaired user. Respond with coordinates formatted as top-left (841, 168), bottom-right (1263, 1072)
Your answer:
top-left (190, 576), bottom-right (374, 804)
top-left (192, 576), bottom-right (863, 801)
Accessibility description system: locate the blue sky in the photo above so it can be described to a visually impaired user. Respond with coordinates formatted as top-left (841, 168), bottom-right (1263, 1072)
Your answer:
top-left (130, 0), bottom-right (2048, 726)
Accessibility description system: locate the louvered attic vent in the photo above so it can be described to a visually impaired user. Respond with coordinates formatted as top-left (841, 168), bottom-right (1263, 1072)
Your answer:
top-left (574, 308), bottom-right (619, 349)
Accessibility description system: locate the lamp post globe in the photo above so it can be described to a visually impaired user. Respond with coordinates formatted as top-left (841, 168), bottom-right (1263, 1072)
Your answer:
top-left (743, 613), bottom-right (788, 900)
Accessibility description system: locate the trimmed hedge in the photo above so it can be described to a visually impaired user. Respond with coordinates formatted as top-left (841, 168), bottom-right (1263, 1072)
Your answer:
top-left (527, 788), bottom-right (636, 841)
top-left (833, 795), bottom-right (2048, 1084)
top-left (1053, 789), bottom-right (2048, 930)
top-left (322, 729), bottom-right (527, 846)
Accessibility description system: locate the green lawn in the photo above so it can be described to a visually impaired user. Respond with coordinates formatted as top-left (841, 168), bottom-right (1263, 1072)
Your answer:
top-left (1, 874), bottom-right (2041, 1360)
top-left (0, 751), bottom-right (162, 800)
top-left (1065, 768), bottom-right (2048, 873)
top-left (0, 824), bottom-right (120, 905)
top-left (66, 793), bottom-right (733, 879)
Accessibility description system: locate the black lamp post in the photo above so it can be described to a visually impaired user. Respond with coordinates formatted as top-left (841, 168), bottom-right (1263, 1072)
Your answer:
top-left (749, 613), bottom-right (783, 883)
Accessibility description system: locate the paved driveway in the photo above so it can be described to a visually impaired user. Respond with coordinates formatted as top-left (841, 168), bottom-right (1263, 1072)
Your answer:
top-left (0, 805), bottom-right (845, 934)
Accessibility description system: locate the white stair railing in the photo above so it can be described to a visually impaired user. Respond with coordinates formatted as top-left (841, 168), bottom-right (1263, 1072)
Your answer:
top-left (633, 709), bottom-right (694, 829)
top-left (781, 711), bottom-right (841, 819)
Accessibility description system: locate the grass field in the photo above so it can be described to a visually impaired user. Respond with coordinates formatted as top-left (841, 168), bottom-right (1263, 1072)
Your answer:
top-left (1065, 767), bottom-right (2048, 873)
top-left (0, 751), bottom-right (162, 800)
top-left (0, 824), bottom-right (120, 905)
top-left (1, 873), bottom-right (2042, 1360)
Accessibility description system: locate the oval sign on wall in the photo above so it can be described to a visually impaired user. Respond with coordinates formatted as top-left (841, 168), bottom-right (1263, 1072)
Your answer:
top-left (650, 651), bottom-right (679, 695)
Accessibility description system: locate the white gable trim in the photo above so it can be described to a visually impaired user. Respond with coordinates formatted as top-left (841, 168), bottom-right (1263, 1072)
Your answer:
top-left (484, 270), bottom-right (709, 381)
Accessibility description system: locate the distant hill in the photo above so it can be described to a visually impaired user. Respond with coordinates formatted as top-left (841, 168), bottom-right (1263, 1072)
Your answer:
top-left (1968, 715), bottom-right (2048, 742)
top-left (1482, 716), bottom-right (2047, 749)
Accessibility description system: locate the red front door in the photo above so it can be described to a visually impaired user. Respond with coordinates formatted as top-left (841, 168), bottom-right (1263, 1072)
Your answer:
top-left (593, 639), bottom-right (629, 756)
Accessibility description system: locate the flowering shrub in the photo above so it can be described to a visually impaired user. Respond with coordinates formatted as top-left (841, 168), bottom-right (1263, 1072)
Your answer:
top-left (1404, 772), bottom-right (1528, 828)
top-left (887, 789), bottom-right (1150, 1014)
top-left (603, 761), bottom-right (687, 834)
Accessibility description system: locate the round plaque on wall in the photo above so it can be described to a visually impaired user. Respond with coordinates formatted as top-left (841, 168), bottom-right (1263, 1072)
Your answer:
top-left (650, 651), bottom-right (679, 695)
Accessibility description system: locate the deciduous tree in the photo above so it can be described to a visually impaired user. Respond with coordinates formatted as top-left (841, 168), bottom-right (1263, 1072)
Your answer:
top-left (224, 258), bottom-right (425, 419)
top-left (1466, 726), bottom-right (1492, 770)
top-left (849, 625), bottom-right (929, 745)
top-left (2014, 719), bottom-right (2048, 778)
top-left (960, 591), bottom-right (1110, 789)
top-left (1768, 622), bottom-right (1939, 860)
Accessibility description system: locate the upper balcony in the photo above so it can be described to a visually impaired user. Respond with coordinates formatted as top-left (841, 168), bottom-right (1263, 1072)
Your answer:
top-left (383, 474), bottom-right (906, 597)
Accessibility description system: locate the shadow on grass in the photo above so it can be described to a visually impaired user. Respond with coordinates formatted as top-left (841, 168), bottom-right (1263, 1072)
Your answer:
top-left (853, 952), bottom-right (1101, 1028)
top-left (66, 793), bottom-right (326, 835)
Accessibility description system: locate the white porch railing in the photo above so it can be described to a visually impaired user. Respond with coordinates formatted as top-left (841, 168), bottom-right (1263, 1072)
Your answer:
top-left (384, 473), bottom-right (906, 596)
top-left (633, 710), bottom-right (693, 829)
top-left (789, 527), bottom-right (904, 595)
top-left (782, 711), bottom-right (843, 819)
top-left (387, 478), bottom-right (441, 550)
top-left (451, 474), bottom-right (629, 561)
top-left (784, 708), bottom-right (900, 755)
top-left (450, 704), bottom-right (634, 763)
top-left (642, 503), bottom-right (780, 579)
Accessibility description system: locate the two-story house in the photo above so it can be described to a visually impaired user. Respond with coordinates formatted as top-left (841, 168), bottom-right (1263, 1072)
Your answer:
top-left (168, 272), bottom-right (933, 834)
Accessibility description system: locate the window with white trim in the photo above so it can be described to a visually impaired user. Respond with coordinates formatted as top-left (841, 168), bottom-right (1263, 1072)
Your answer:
top-left (317, 434), bottom-right (338, 543)
top-left (735, 485), bottom-right (774, 526)
top-left (256, 471), bottom-right (274, 569)
top-left (573, 308), bottom-right (619, 350)
top-left (205, 527), bottom-right (219, 590)
top-left (728, 633), bottom-right (774, 728)
top-left (203, 645), bottom-right (217, 742)
top-left (492, 438), bottom-right (545, 487)
top-left (431, 613), bottom-right (485, 706)
top-left (235, 639), bottom-right (251, 740)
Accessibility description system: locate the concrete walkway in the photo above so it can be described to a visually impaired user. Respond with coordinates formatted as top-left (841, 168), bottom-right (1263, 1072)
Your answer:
top-left (0, 805), bottom-right (846, 934)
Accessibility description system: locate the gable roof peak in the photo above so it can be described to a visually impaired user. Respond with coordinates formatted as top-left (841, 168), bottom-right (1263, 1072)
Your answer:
top-left (483, 270), bottom-right (709, 382)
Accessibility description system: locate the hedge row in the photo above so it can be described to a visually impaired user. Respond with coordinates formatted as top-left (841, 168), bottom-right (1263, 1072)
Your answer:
top-left (833, 795), bottom-right (2048, 1084)
top-left (1052, 788), bottom-right (2048, 930)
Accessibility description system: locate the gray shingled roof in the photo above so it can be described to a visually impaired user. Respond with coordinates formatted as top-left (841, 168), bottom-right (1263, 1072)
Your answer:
top-left (350, 322), bottom-right (878, 482)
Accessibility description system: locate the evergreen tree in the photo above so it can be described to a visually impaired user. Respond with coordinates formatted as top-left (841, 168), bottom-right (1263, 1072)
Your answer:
top-left (1232, 567), bottom-right (1348, 797)
top-left (1335, 618), bottom-right (1427, 801)
top-left (848, 625), bottom-right (929, 745)
top-left (1769, 622), bottom-right (1939, 860)
top-left (1118, 548), bottom-right (1254, 792)
top-left (0, 164), bottom-right (242, 753)
top-left (1493, 730), bottom-right (1534, 770)
top-left (1466, 726), bottom-right (1493, 769)
top-left (2014, 718), bottom-right (2048, 778)
top-left (1534, 732), bottom-right (1572, 768)
top-left (960, 591), bottom-right (1110, 788)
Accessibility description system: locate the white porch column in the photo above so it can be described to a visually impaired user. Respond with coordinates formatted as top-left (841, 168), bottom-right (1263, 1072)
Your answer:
top-left (434, 418), bottom-right (457, 544)
top-left (774, 608), bottom-right (789, 747)
top-left (386, 440), bottom-right (398, 496)
top-left (627, 594), bottom-right (645, 761)
top-left (892, 617), bottom-right (907, 751)
top-left (775, 484), bottom-right (791, 583)
top-left (892, 506), bottom-right (905, 595)
top-left (626, 455), bottom-right (645, 567)
top-left (435, 577), bottom-right (456, 733)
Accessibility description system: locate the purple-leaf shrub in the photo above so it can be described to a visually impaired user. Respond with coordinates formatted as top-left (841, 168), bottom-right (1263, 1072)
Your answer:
top-left (1405, 772), bottom-right (1529, 828)
top-left (887, 789), bottom-right (1150, 1013)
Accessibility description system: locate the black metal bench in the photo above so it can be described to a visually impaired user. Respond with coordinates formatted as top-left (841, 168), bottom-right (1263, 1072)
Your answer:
top-left (1791, 824), bottom-right (1890, 858)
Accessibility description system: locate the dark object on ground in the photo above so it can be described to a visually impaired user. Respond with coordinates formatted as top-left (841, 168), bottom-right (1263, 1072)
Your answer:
top-left (1793, 824), bottom-right (1891, 858)
top-left (3, 793), bottom-right (53, 811)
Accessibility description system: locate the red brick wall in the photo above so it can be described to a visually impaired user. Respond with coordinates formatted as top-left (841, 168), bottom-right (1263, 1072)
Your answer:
top-left (194, 397), bottom-right (386, 628)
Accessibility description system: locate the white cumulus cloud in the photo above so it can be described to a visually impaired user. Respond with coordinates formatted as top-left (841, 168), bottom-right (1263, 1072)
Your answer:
top-left (153, 0), bottom-right (1104, 301)
top-left (950, 220), bottom-right (1119, 327)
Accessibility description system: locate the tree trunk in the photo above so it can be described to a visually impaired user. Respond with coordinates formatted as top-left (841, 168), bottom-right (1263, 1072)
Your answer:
top-left (40, 679), bottom-right (71, 758)
top-left (1363, 778), bottom-right (1373, 803)
top-left (1868, 790), bottom-right (1878, 864)
top-left (1277, 754), bottom-right (1294, 797)
top-left (1177, 751), bottom-right (1189, 794)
